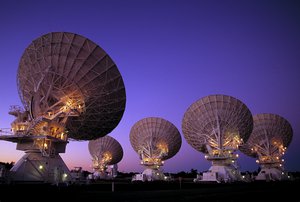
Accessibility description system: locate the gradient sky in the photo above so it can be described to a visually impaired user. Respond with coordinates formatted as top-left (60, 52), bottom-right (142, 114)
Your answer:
top-left (0, 0), bottom-right (299, 173)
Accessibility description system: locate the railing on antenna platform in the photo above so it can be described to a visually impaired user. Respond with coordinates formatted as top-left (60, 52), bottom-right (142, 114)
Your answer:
top-left (0, 128), bottom-right (13, 136)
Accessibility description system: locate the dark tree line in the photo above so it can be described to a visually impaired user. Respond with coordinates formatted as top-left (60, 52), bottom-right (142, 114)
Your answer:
top-left (0, 161), bottom-right (14, 170)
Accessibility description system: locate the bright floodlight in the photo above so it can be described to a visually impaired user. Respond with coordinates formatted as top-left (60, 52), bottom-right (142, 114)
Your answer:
top-left (88, 135), bottom-right (123, 179)
top-left (182, 94), bottom-right (253, 183)
top-left (0, 32), bottom-right (126, 183)
top-left (130, 117), bottom-right (182, 181)
top-left (240, 113), bottom-right (293, 181)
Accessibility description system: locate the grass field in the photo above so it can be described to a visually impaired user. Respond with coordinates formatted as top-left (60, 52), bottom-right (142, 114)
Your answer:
top-left (0, 180), bottom-right (299, 202)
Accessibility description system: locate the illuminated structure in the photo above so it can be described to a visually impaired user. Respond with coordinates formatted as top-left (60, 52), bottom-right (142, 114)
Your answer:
top-left (182, 94), bottom-right (253, 183)
top-left (0, 32), bottom-right (126, 183)
top-left (240, 113), bottom-right (293, 181)
top-left (88, 135), bottom-right (123, 179)
top-left (130, 117), bottom-right (181, 181)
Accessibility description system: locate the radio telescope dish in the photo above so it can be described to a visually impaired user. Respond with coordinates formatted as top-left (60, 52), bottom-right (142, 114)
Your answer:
top-left (0, 32), bottom-right (126, 183)
top-left (182, 94), bottom-right (253, 183)
top-left (130, 117), bottom-right (181, 181)
top-left (18, 32), bottom-right (126, 140)
top-left (88, 135), bottom-right (123, 179)
top-left (240, 113), bottom-right (293, 181)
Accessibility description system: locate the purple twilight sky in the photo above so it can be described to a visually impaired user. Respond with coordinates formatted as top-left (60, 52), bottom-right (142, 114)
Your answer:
top-left (0, 0), bottom-right (300, 173)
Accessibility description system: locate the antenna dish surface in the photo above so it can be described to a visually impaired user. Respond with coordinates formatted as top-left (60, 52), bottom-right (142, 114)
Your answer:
top-left (182, 94), bottom-right (253, 153)
top-left (17, 32), bottom-right (126, 140)
top-left (130, 117), bottom-right (182, 160)
top-left (88, 136), bottom-right (123, 165)
top-left (240, 113), bottom-right (293, 157)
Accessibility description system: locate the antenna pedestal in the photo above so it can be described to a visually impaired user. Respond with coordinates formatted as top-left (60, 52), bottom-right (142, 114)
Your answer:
top-left (142, 167), bottom-right (166, 181)
top-left (132, 164), bottom-right (167, 182)
top-left (199, 165), bottom-right (242, 183)
top-left (256, 163), bottom-right (287, 181)
top-left (197, 157), bottom-right (243, 183)
top-left (10, 151), bottom-right (72, 184)
top-left (92, 170), bottom-right (109, 180)
top-left (0, 135), bottom-right (72, 184)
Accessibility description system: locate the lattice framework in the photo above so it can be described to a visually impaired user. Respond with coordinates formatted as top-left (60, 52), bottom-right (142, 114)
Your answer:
top-left (17, 32), bottom-right (126, 140)
top-left (130, 117), bottom-right (181, 166)
top-left (240, 113), bottom-right (293, 165)
top-left (182, 94), bottom-right (253, 158)
top-left (89, 136), bottom-right (123, 171)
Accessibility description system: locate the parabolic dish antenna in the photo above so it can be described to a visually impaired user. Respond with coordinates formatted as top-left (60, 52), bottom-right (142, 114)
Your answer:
top-left (240, 113), bottom-right (293, 181)
top-left (182, 94), bottom-right (253, 182)
top-left (88, 135), bottom-right (123, 179)
top-left (130, 117), bottom-right (182, 181)
top-left (89, 135), bottom-right (123, 168)
top-left (17, 32), bottom-right (126, 140)
top-left (0, 32), bottom-right (126, 183)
